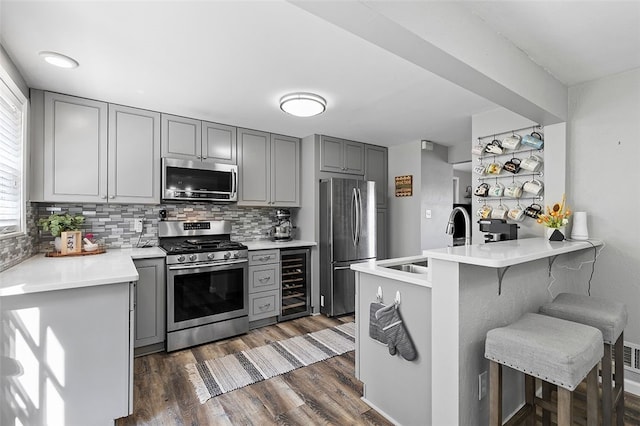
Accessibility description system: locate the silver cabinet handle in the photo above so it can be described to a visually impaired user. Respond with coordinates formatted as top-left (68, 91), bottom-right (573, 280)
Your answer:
top-left (109, 195), bottom-right (115, 199)
top-left (258, 256), bottom-right (272, 261)
top-left (258, 276), bottom-right (271, 283)
top-left (258, 303), bottom-right (271, 310)
top-left (100, 195), bottom-right (107, 199)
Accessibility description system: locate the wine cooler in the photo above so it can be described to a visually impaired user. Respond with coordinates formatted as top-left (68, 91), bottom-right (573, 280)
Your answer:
top-left (279, 248), bottom-right (311, 321)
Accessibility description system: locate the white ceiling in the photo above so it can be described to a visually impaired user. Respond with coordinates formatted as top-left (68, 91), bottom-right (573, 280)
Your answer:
top-left (1, 1), bottom-right (639, 149)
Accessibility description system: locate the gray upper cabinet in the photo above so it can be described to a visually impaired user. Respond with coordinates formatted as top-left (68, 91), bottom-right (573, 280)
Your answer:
top-left (108, 105), bottom-right (160, 204)
top-left (33, 91), bottom-right (160, 203)
top-left (161, 114), bottom-right (202, 160)
top-left (42, 92), bottom-right (109, 202)
top-left (161, 114), bottom-right (237, 164)
top-left (238, 129), bottom-right (300, 207)
top-left (319, 135), bottom-right (364, 175)
top-left (365, 145), bottom-right (388, 209)
top-left (202, 121), bottom-right (237, 164)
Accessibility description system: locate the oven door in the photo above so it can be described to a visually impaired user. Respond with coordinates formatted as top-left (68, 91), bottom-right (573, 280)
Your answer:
top-left (166, 259), bottom-right (248, 332)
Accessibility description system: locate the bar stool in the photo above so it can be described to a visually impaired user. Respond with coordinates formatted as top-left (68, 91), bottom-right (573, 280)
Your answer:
top-left (485, 313), bottom-right (603, 426)
top-left (540, 293), bottom-right (628, 426)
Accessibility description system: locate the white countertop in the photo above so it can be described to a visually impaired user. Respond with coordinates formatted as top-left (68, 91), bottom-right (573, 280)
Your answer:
top-left (243, 240), bottom-right (317, 250)
top-left (0, 247), bottom-right (166, 297)
top-left (422, 237), bottom-right (602, 268)
top-left (351, 255), bottom-right (432, 288)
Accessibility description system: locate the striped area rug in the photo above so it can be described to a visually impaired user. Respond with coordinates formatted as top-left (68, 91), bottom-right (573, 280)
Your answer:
top-left (186, 322), bottom-right (355, 404)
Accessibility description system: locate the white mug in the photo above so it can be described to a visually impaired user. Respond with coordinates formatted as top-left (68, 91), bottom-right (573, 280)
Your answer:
top-left (504, 183), bottom-right (523, 198)
top-left (523, 179), bottom-right (544, 196)
top-left (501, 134), bottom-right (521, 150)
top-left (508, 206), bottom-right (526, 222)
top-left (520, 154), bottom-right (543, 172)
top-left (476, 205), bottom-right (493, 219)
top-left (473, 164), bottom-right (487, 175)
top-left (489, 182), bottom-right (505, 197)
top-left (472, 144), bottom-right (485, 156)
top-left (491, 204), bottom-right (509, 220)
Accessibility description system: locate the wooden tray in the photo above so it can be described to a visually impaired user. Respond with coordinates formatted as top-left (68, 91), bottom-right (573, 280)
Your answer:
top-left (45, 247), bottom-right (106, 257)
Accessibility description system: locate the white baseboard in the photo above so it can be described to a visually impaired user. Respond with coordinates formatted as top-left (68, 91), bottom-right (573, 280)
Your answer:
top-left (360, 397), bottom-right (401, 426)
top-left (626, 378), bottom-right (640, 396)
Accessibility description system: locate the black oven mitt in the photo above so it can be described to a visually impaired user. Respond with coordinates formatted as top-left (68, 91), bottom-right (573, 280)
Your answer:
top-left (375, 304), bottom-right (417, 361)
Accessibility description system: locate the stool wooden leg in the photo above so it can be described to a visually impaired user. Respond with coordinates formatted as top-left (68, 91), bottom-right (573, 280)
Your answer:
top-left (615, 332), bottom-right (625, 426)
top-left (525, 375), bottom-right (535, 426)
top-left (557, 387), bottom-right (573, 426)
top-left (489, 360), bottom-right (502, 426)
top-left (541, 381), bottom-right (553, 426)
top-left (587, 365), bottom-right (599, 426)
top-left (603, 343), bottom-right (613, 426)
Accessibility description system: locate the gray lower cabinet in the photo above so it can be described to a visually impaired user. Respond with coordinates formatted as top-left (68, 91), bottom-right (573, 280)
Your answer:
top-left (319, 135), bottom-right (365, 175)
top-left (248, 249), bottom-right (281, 327)
top-left (365, 145), bottom-right (388, 209)
top-left (133, 258), bottom-right (166, 355)
top-left (238, 129), bottom-right (300, 207)
top-left (31, 90), bottom-right (160, 203)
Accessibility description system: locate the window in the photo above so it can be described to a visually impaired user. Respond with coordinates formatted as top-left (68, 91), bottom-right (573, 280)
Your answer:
top-left (0, 75), bottom-right (26, 237)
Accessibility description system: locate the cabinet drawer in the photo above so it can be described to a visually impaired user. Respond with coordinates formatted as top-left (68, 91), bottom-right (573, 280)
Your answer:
top-left (249, 291), bottom-right (279, 321)
top-left (249, 265), bottom-right (279, 293)
top-left (248, 249), bottom-right (280, 266)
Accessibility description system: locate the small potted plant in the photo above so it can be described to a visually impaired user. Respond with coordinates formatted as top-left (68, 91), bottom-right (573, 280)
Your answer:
top-left (37, 213), bottom-right (85, 251)
top-left (537, 194), bottom-right (571, 240)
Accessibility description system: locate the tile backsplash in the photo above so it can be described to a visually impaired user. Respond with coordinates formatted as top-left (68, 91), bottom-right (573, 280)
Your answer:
top-left (33, 202), bottom-right (283, 252)
top-left (0, 203), bottom-right (38, 272)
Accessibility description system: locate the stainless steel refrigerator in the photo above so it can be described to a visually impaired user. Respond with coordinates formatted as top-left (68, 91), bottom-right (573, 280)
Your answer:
top-left (320, 178), bottom-right (376, 316)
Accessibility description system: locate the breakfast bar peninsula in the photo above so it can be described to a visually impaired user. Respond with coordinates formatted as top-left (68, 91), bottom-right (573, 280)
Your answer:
top-left (352, 237), bottom-right (602, 425)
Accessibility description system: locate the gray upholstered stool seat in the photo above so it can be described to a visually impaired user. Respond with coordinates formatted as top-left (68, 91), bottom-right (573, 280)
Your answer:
top-left (486, 312), bottom-right (603, 390)
top-left (485, 313), bottom-right (603, 426)
top-left (540, 292), bottom-right (627, 344)
top-left (540, 293), bottom-right (628, 426)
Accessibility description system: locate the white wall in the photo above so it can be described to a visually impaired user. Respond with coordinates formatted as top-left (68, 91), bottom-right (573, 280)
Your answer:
top-left (565, 68), bottom-right (640, 383)
top-left (388, 142), bottom-right (422, 257)
top-left (421, 143), bottom-right (453, 249)
top-left (0, 43), bottom-right (28, 98)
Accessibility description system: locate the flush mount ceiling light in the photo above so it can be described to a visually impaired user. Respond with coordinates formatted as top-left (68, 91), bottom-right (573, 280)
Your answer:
top-left (279, 92), bottom-right (326, 117)
top-left (38, 51), bottom-right (79, 69)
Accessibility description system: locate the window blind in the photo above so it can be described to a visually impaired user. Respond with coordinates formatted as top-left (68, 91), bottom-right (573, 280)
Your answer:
top-left (0, 79), bottom-right (23, 236)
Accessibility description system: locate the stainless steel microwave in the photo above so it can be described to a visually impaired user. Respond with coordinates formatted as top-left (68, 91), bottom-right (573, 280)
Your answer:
top-left (162, 158), bottom-right (237, 202)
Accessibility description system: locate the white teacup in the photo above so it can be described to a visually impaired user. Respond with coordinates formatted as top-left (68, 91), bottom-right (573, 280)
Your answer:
top-left (523, 179), bottom-right (544, 196)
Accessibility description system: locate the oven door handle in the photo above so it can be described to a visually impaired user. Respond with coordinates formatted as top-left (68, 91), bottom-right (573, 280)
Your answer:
top-left (168, 259), bottom-right (248, 271)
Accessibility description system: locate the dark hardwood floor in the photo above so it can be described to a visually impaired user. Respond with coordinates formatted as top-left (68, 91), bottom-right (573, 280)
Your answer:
top-left (117, 314), bottom-right (640, 426)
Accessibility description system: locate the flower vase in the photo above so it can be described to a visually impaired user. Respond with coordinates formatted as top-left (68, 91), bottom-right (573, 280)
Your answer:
top-left (546, 226), bottom-right (566, 241)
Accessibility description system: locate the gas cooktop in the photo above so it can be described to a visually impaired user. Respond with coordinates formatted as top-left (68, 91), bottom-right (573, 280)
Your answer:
top-left (161, 239), bottom-right (247, 255)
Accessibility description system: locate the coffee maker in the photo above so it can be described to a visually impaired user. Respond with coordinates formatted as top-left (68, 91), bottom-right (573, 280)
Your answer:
top-left (272, 209), bottom-right (293, 242)
top-left (478, 219), bottom-right (519, 243)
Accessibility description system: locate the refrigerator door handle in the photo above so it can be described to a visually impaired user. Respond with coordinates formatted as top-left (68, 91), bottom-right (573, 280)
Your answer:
top-left (333, 265), bottom-right (353, 271)
top-left (355, 187), bottom-right (362, 246)
top-left (351, 188), bottom-right (358, 246)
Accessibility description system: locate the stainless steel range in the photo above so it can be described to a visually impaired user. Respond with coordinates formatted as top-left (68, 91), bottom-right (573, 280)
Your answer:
top-left (159, 220), bottom-right (248, 352)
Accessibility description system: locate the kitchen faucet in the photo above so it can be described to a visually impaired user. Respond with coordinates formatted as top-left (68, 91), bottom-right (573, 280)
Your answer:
top-left (446, 206), bottom-right (471, 246)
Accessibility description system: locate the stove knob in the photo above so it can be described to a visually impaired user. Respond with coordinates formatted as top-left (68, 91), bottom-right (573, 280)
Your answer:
top-left (189, 254), bottom-right (198, 262)
top-left (224, 251), bottom-right (231, 260)
top-left (207, 253), bottom-right (215, 260)
top-left (232, 251), bottom-right (239, 259)
top-left (177, 255), bottom-right (186, 262)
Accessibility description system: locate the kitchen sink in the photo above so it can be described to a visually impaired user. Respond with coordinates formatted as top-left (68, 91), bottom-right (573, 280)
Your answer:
top-left (385, 262), bottom-right (429, 274)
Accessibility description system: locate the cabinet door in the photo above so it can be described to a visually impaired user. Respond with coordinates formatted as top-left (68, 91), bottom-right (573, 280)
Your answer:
top-left (133, 259), bottom-right (166, 349)
top-left (161, 114), bottom-right (202, 160)
top-left (202, 121), bottom-right (237, 164)
top-left (109, 105), bottom-right (160, 204)
top-left (365, 145), bottom-right (388, 208)
top-left (44, 92), bottom-right (108, 202)
top-left (343, 140), bottom-right (365, 175)
top-left (249, 290), bottom-right (280, 321)
top-left (238, 128), bottom-right (271, 206)
top-left (376, 208), bottom-right (388, 260)
top-left (319, 135), bottom-right (345, 173)
top-left (271, 134), bottom-right (300, 207)
top-left (249, 264), bottom-right (280, 293)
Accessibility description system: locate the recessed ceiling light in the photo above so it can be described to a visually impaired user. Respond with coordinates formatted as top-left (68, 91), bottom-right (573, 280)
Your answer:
top-left (279, 92), bottom-right (326, 117)
top-left (39, 51), bottom-right (79, 69)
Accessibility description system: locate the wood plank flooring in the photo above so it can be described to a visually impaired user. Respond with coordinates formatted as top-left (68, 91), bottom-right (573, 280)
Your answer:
top-left (117, 314), bottom-right (640, 426)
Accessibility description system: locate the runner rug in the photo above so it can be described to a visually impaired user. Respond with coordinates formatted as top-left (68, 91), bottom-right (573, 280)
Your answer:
top-left (186, 322), bottom-right (356, 403)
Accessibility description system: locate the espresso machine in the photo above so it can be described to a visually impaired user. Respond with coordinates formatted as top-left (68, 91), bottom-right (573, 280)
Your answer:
top-left (478, 219), bottom-right (519, 243)
top-left (272, 209), bottom-right (293, 242)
